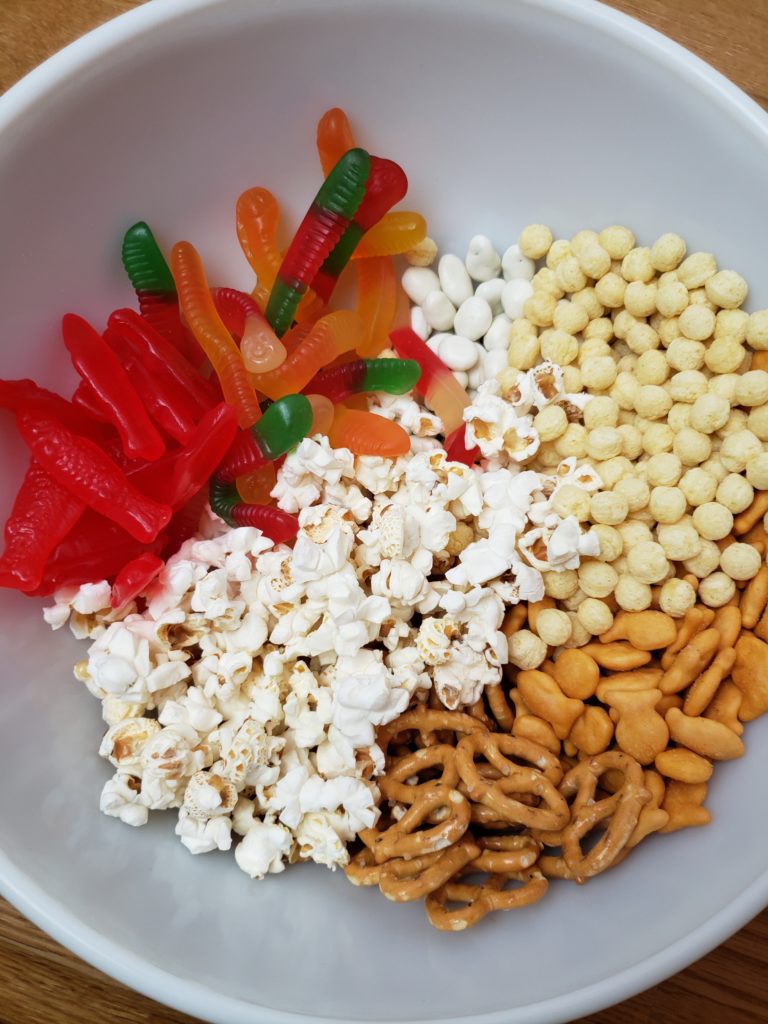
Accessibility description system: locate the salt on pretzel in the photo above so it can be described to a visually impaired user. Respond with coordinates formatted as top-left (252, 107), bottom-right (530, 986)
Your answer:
top-left (425, 867), bottom-right (549, 932)
top-left (558, 751), bottom-right (650, 881)
top-left (471, 834), bottom-right (542, 874)
top-left (371, 784), bottom-right (471, 863)
top-left (455, 732), bottom-right (569, 832)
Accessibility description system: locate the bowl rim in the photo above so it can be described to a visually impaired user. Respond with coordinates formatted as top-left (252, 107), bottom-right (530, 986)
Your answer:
top-left (1, 1), bottom-right (767, 1022)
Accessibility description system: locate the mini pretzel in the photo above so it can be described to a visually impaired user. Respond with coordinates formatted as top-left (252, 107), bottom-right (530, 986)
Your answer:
top-left (559, 751), bottom-right (650, 881)
top-left (471, 834), bottom-right (542, 874)
top-left (378, 837), bottom-right (480, 903)
top-left (345, 846), bottom-right (382, 887)
top-left (456, 733), bottom-right (569, 831)
top-left (371, 785), bottom-right (471, 863)
top-left (376, 708), bottom-right (485, 759)
top-left (378, 745), bottom-right (459, 804)
top-left (425, 867), bottom-right (549, 932)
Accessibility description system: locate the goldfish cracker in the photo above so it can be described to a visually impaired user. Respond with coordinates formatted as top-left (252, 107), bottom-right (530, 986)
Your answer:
top-left (740, 565), bottom-right (768, 628)
top-left (551, 649), bottom-right (600, 700)
top-left (598, 610), bottom-right (676, 651)
top-left (511, 715), bottom-right (561, 756)
top-left (581, 642), bottom-right (652, 671)
top-left (732, 634), bottom-right (768, 721)
top-left (595, 669), bottom-right (663, 703)
top-left (703, 681), bottom-right (744, 736)
top-left (604, 688), bottom-right (668, 765)
top-left (710, 606), bottom-right (742, 649)
top-left (659, 628), bottom-right (720, 694)
top-left (683, 647), bottom-right (736, 717)
top-left (665, 707), bottom-right (744, 761)
top-left (659, 781), bottom-right (711, 833)
top-left (654, 749), bottom-right (713, 784)
top-left (660, 606), bottom-right (716, 668)
top-left (515, 670), bottom-right (584, 740)
top-left (568, 706), bottom-right (614, 756)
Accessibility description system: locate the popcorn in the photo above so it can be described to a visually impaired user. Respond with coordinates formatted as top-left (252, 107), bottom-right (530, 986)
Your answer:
top-left (234, 817), bottom-right (293, 879)
top-left (99, 772), bottom-right (149, 827)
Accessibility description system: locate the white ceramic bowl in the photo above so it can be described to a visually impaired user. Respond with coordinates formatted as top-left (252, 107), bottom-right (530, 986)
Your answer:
top-left (1, 1), bottom-right (767, 1022)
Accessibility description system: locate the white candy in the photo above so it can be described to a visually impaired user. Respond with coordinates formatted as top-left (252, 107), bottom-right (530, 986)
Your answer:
top-left (501, 243), bottom-right (536, 281)
top-left (437, 333), bottom-right (480, 371)
top-left (467, 361), bottom-right (487, 391)
top-left (426, 334), bottom-right (444, 355)
top-left (484, 314), bottom-right (513, 352)
top-left (501, 278), bottom-right (535, 319)
top-left (422, 289), bottom-right (456, 331)
top-left (475, 277), bottom-right (506, 315)
top-left (409, 304), bottom-right (430, 340)
top-left (437, 253), bottom-right (474, 306)
top-left (401, 266), bottom-right (440, 305)
top-left (453, 370), bottom-right (470, 388)
top-left (453, 296), bottom-right (493, 341)
top-left (465, 234), bottom-right (501, 282)
top-left (483, 348), bottom-right (509, 379)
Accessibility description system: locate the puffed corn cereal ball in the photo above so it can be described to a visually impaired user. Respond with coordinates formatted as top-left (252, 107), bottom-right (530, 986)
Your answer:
top-left (586, 426), bottom-right (623, 461)
top-left (540, 329), bottom-right (579, 366)
top-left (554, 423), bottom-right (588, 459)
top-left (595, 456), bottom-right (632, 489)
top-left (518, 224), bottom-right (553, 260)
top-left (615, 574), bottom-right (653, 611)
top-left (649, 485), bottom-right (686, 524)
top-left (659, 577), bottom-right (697, 618)
top-left (564, 613), bottom-right (593, 650)
top-left (534, 608), bottom-right (573, 647)
top-left (576, 598), bottom-right (614, 636)
top-left (698, 571), bottom-right (736, 608)
top-left (618, 519), bottom-right (653, 548)
top-left (678, 304), bottom-right (715, 341)
top-left (590, 524), bottom-right (623, 562)
top-left (626, 541), bottom-right (669, 584)
top-left (595, 272), bottom-right (627, 309)
top-left (613, 310), bottom-right (639, 341)
top-left (719, 430), bottom-right (762, 473)
top-left (704, 337), bottom-right (745, 374)
top-left (532, 267), bottom-right (564, 298)
top-left (590, 491), bottom-right (629, 525)
top-left (655, 281), bottom-right (689, 318)
top-left (746, 453), bottom-right (768, 490)
top-left (610, 371), bottom-right (640, 410)
top-left (577, 242), bottom-right (612, 280)
top-left (735, 370), bottom-right (768, 407)
top-left (692, 502), bottom-right (734, 541)
top-left (667, 339), bottom-right (706, 372)
top-left (668, 370), bottom-right (708, 403)
top-left (613, 475), bottom-right (650, 513)
top-left (720, 542), bottom-right (762, 581)
top-left (673, 427), bottom-right (711, 466)
top-left (555, 256), bottom-right (587, 293)
top-left (507, 334), bottom-right (541, 370)
top-left (689, 393), bottom-right (730, 434)
top-left (705, 269), bottom-right (748, 309)
top-left (583, 396), bottom-right (620, 429)
top-left (551, 483), bottom-right (591, 521)
top-left (646, 452), bottom-right (683, 487)
top-left (650, 232), bottom-right (687, 272)
top-left (642, 423), bottom-right (675, 455)
top-left (618, 424), bottom-right (644, 460)
top-left (636, 350), bottom-right (669, 386)
top-left (621, 247), bottom-right (654, 283)
top-left (598, 225), bottom-right (635, 260)
top-left (580, 356), bottom-right (618, 391)
top-left (577, 561), bottom-right (619, 598)
top-left (716, 308), bottom-right (749, 341)
top-left (716, 473), bottom-right (754, 514)
top-left (533, 404), bottom-right (569, 441)
top-left (546, 239), bottom-right (572, 269)
top-left (405, 237), bottom-right (438, 267)
top-left (658, 317), bottom-right (681, 346)
top-left (683, 539), bottom-right (722, 578)
top-left (624, 281), bottom-right (657, 318)
top-left (667, 406), bottom-right (691, 435)
top-left (584, 316), bottom-right (613, 342)
top-left (635, 385), bottom-right (672, 420)
top-left (679, 467), bottom-right (717, 506)
top-left (626, 322), bottom-right (660, 354)
top-left (747, 404), bottom-right (768, 441)
top-left (543, 569), bottom-right (580, 599)
top-left (524, 291), bottom-right (557, 327)
top-left (718, 409), bottom-right (749, 437)
top-left (676, 252), bottom-right (717, 289)
top-left (508, 629), bottom-right (548, 670)
top-left (656, 521), bottom-right (701, 561)
top-left (553, 300), bottom-right (590, 334)
top-left (746, 310), bottom-right (768, 350)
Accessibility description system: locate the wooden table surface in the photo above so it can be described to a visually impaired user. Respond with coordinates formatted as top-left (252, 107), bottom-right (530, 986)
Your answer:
top-left (1, 0), bottom-right (768, 1022)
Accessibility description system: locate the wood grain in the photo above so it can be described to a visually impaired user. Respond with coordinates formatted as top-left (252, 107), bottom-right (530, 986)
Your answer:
top-left (0, 1), bottom-right (767, 1023)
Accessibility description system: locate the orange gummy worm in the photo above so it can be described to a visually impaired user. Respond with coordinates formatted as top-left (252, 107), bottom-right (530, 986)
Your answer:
top-left (236, 464), bottom-right (277, 504)
top-left (171, 241), bottom-right (261, 428)
top-left (328, 406), bottom-right (410, 457)
top-left (248, 310), bottom-right (361, 400)
top-left (353, 211), bottom-right (427, 259)
top-left (355, 256), bottom-right (397, 358)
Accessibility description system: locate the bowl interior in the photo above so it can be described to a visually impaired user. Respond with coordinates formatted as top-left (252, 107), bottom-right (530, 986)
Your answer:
top-left (1, 1), bottom-right (768, 1022)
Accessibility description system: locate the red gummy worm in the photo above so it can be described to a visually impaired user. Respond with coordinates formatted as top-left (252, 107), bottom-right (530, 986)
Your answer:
top-left (389, 326), bottom-right (447, 395)
top-left (62, 313), bottom-right (165, 461)
top-left (0, 462), bottom-right (85, 592)
top-left (15, 410), bottom-right (171, 543)
top-left (111, 552), bottom-right (165, 611)
top-left (230, 504), bottom-right (299, 544)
